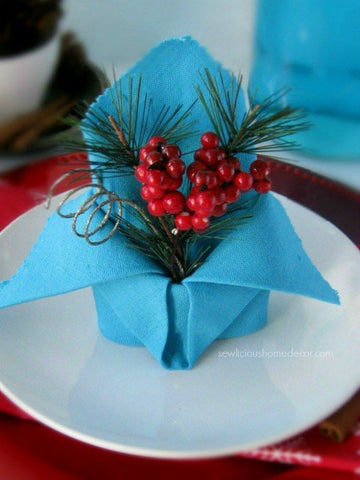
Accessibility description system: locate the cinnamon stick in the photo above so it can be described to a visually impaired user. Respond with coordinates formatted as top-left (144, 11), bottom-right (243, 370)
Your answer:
top-left (319, 390), bottom-right (360, 442)
top-left (10, 98), bottom-right (76, 152)
top-left (0, 95), bottom-right (70, 147)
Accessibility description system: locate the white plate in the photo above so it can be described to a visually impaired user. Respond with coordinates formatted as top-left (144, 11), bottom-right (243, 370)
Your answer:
top-left (0, 195), bottom-right (359, 459)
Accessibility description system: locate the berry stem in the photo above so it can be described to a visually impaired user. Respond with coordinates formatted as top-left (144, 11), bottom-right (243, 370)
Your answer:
top-left (170, 230), bottom-right (184, 283)
top-left (158, 216), bottom-right (185, 281)
top-left (110, 192), bottom-right (186, 281)
top-left (158, 216), bottom-right (173, 241)
top-left (159, 217), bottom-right (184, 259)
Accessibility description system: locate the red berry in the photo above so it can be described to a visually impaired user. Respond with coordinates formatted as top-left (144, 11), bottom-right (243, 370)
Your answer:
top-left (146, 169), bottom-right (165, 187)
top-left (186, 193), bottom-right (198, 211)
top-left (162, 191), bottom-right (186, 214)
top-left (213, 187), bottom-right (227, 205)
top-left (193, 170), bottom-right (211, 187)
top-left (213, 203), bottom-right (228, 217)
top-left (200, 131), bottom-right (220, 149)
top-left (190, 186), bottom-right (202, 195)
top-left (148, 199), bottom-right (166, 216)
top-left (161, 144), bottom-right (181, 159)
top-left (187, 161), bottom-right (206, 181)
top-left (203, 148), bottom-right (221, 167)
top-left (139, 145), bottom-right (154, 162)
top-left (174, 212), bottom-right (192, 231)
top-left (164, 175), bottom-right (183, 190)
top-left (217, 148), bottom-right (227, 162)
top-left (227, 156), bottom-right (241, 171)
top-left (194, 148), bottom-right (208, 163)
top-left (148, 136), bottom-right (166, 149)
top-left (146, 185), bottom-right (165, 200)
top-left (141, 185), bottom-right (165, 201)
top-left (207, 171), bottom-right (220, 189)
top-left (191, 214), bottom-right (210, 233)
top-left (216, 161), bottom-right (235, 182)
top-left (194, 190), bottom-right (216, 214)
top-left (166, 158), bottom-right (186, 178)
top-left (225, 184), bottom-right (241, 203)
top-left (250, 159), bottom-right (270, 180)
top-left (135, 164), bottom-right (147, 182)
top-left (253, 179), bottom-right (272, 193)
top-left (140, 185), bottom-right (153, 201)
top-left (144, 151), bottom-right (163, 167)
top-left (234, 171), bottom-right (254, 192)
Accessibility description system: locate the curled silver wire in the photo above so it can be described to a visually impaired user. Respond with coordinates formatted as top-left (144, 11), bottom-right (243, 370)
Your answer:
top-left (46, 170), bottom-right (124, 245)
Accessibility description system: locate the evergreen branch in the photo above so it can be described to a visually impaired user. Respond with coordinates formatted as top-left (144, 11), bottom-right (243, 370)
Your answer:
top-left (114, 208), bottom-right (187, 282)
top-left (61, 75), bottom-right (197, 179)
top-left (192, 212), bottom-right (252, 241)
top-left (132, 76), bottom-right (142, 148)
top-left (110, 196), bottom-right (254, 282)
top-left (108, 114), bottom-right (133, 158)
top-left (196, 68), bottom-right (309, 155)
top-left (146, 100), bottom-right (198, 145)
top-left (57, 68), bottom-right (308, 282)
top-left (138, 94), bottom-right (152, 149)
top-left (182, 243), bottom-right (212, 277)
top-left (199, 69), bottom-right (236, 137)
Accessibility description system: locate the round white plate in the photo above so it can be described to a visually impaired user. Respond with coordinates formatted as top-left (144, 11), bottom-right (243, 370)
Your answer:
top-left (0, 195), bottom-right (359, 459)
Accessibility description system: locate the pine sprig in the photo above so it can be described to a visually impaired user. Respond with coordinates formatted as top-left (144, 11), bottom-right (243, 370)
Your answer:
top-left (59, 68), bottom-right (309, 282)
top-left (113, 203), bottom-right (188, 282)
top-left (196, 68), bottom-right (310, 155)
top-left (115, 201), bottom-right (253, 282)
top-left (63, 75), bottom-right (197, 178)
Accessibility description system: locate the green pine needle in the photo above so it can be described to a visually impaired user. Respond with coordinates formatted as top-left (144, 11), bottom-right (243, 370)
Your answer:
top-left (62, 74), bottom-right (197, 178)
top-left (109, 193), bottom-right (256, 282)
top-left (196, 68), bottom-right (310, 154)
top-left (59, 68), bottom-right (310, 282)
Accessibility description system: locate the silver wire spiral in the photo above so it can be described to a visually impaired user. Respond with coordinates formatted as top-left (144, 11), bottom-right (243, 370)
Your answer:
top-left (46, 170), bottom-right (124, 245)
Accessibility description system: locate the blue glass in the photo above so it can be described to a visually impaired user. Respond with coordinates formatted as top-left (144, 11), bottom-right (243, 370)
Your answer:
top-left (249, 0), bottom-right (360, 159)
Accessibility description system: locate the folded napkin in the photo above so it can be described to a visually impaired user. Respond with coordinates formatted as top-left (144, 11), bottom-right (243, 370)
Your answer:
top-left (0, 37), bottom-right (339, 369)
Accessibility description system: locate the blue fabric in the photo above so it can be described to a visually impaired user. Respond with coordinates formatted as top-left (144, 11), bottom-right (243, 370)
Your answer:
top-left (0, 37), bottom-right (339, 369)
top-left (93, 279), bottom-right (268, 369)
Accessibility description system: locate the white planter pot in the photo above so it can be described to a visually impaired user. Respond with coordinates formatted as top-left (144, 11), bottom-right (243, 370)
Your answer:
top-left (0, 34), bottom-right (60, 125)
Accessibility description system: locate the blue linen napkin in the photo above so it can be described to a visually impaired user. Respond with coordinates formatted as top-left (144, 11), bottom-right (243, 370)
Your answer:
top-left (0, 37), bottom-right (339, 369)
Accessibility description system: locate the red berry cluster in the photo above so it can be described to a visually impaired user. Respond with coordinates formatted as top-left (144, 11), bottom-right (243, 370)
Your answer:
top-left (135, 133), bottom-right (271, 233)
top-left (135, 136), bottom-right (186, 217)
